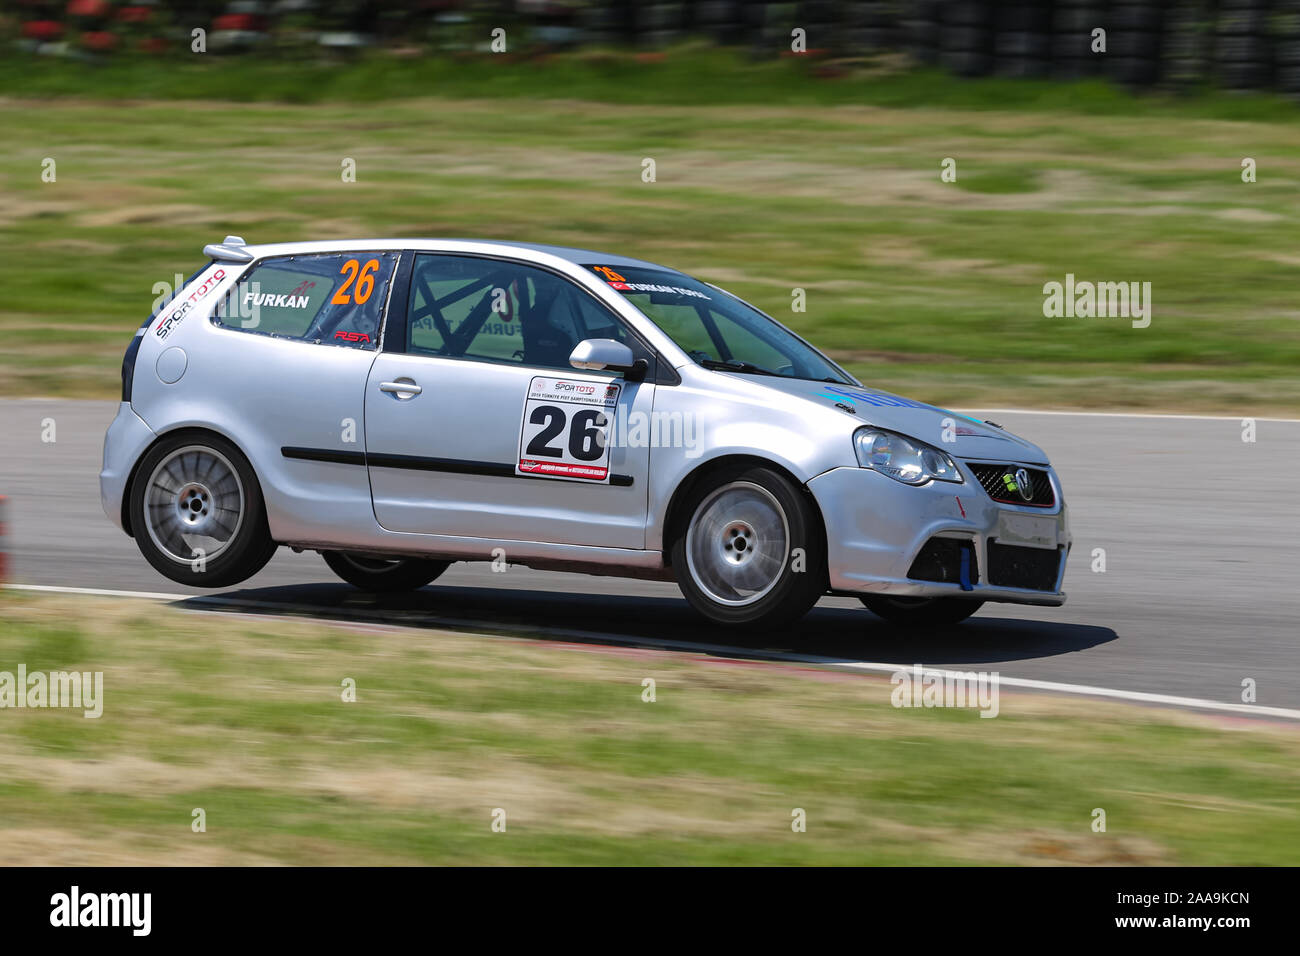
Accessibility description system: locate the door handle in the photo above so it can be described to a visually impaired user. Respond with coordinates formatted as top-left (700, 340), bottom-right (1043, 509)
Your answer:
top-left (379, 380), bottom-right (422, 396)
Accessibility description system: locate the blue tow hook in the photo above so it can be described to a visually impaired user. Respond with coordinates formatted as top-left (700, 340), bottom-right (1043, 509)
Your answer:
top-left (959, 546), bottom-right (973, 592)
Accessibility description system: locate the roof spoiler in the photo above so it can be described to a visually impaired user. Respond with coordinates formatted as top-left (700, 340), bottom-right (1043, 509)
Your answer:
top-left (202, 235), bottom-right (255, 262)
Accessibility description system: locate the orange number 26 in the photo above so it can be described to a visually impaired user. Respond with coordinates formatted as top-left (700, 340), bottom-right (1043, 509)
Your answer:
top-left (332, 258), bottom-right (381, 305)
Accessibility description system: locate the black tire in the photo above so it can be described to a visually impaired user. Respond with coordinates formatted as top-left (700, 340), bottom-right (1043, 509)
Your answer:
top-left (129, 430), bottom-right (277, 588)
top-left (671, 464), bottom-right (826, 629)
top-left (860, 596), bottom-right (985, 626)
top-left (322, 551), bottom-right (450, 592)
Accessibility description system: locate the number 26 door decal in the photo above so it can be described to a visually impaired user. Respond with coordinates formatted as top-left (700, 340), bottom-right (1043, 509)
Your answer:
top-left (517, 377), bottom-right (622, 482)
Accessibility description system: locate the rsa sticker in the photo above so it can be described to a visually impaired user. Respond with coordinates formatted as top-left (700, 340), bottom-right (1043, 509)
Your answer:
top-left (517, 376), bottom-right (621, 482)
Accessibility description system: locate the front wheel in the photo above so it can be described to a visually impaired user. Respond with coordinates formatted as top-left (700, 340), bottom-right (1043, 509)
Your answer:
top-left (859, 596), bottom-right (984, 626)
top-left (671, 465), bottom-right (826, 629)
top-left (322, 551), bottom-right (450, 592)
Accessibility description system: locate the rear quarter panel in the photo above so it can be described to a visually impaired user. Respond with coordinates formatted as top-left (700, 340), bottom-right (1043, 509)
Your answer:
top-left (129, 266), bottom-right (382, 545)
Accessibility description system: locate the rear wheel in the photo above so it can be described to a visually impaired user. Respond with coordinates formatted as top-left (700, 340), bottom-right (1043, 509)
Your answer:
top-left (129, 432), bottom-right (277, 588)
top-left (322, 551), bottom-right (450, 592)
top-left (859, 596), bottom-right (984, 626)
top-left (671, 464), bottom-right (826, 629)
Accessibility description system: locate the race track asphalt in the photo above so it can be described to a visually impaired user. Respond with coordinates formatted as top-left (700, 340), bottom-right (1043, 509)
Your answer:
top-left (3, 398), bottom-right (1297, 712)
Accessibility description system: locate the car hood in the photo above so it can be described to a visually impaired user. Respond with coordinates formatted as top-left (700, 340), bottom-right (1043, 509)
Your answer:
top-left (746, 376), bottom-right (1050, 465)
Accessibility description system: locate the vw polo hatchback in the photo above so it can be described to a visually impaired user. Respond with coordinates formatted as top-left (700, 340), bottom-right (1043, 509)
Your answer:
top-left (101, 237), bottom-right (1071, 629)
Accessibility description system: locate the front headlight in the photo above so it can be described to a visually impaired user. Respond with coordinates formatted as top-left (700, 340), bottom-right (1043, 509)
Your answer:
top-left (853, 428), bottom-right (963, 485)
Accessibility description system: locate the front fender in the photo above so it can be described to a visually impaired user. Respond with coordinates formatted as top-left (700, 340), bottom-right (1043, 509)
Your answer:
top-left (643, 373), bottom-right (856, 553)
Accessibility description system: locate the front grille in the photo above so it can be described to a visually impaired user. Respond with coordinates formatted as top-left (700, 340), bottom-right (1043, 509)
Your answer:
top-left (907, 537), bottom-right (978, 587)
top-left (968, 463), bottom-right (1055, 508)
top-left (987, 542), bottom-right (1063, 591)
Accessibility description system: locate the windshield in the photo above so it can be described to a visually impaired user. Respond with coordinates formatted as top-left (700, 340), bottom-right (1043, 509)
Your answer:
top-left (584, 264), bottom-right (853, 384)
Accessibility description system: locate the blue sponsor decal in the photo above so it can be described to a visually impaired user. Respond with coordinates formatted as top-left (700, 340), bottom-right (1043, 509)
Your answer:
top-left (816, 384), bottom-right (931, 409)
top-left (816, 385), bottom-right (992, 429)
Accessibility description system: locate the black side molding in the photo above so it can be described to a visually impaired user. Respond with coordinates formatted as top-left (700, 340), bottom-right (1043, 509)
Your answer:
top-left (281, 447), bottom-right (367, 466)
top-left (282, 447), bottom-right (633, 487)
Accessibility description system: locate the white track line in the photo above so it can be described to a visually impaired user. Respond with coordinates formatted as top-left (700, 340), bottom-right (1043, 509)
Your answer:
top-left (8, 583), bottom-right (189, 601)
top-left (7, 583), bottom-right (1300, 722)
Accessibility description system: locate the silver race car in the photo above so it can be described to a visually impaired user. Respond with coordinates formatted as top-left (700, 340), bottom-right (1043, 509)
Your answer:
top-left (101, 237), bottom-right (1070, 628)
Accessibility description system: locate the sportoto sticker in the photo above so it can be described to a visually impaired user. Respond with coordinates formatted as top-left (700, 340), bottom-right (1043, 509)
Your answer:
top-left (517, 376), bottom-right (621, 482)
top-left (155, 267), bottom-right (226, 340)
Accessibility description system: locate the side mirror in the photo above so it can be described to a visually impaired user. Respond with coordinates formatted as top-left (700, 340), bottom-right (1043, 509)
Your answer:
top-left (569, 338), bottom-right (647, 382)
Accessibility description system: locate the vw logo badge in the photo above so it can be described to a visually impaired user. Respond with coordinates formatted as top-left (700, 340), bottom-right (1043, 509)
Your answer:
top-left (1014, 468), bottom-right (1034, 502)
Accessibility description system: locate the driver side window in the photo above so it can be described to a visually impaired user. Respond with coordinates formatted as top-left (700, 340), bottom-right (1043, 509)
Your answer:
top-left (406, 254), bottom-right (636, 371)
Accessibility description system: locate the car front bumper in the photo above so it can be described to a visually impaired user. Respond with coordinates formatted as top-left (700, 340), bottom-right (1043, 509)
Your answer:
top-left (807, 464), bottom-right (1071, 606)
top-left (100, 401), bottom-right (157, 534)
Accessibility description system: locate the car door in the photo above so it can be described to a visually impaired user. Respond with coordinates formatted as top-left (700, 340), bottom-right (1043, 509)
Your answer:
top-left (364, 253), bottom-right (656, 550)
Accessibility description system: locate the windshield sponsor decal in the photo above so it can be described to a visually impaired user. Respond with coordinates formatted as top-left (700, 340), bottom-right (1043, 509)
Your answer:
top-left (589, 265), bottom-right (711, 301)
top-left (155, 267), bottom-right (226, 339)
top-left (615, 281), bottom-right (711, 300)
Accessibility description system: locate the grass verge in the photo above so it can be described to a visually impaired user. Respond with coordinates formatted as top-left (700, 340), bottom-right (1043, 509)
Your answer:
top-left (0, 591), bottom-right (1297, 865)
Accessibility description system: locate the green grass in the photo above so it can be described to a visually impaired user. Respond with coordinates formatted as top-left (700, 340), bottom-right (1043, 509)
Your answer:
top-left (0, 592), bottom-right (1297, 865)
top-left (2, 51), bottom-right (1300, 410)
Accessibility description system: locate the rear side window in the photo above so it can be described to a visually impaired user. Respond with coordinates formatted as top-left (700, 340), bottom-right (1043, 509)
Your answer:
top-left (215, 252), bottom-right (398, 348)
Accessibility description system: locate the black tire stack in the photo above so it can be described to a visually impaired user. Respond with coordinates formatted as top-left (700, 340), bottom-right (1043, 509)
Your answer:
top-left (1106, 1), bottom-right (1165, 87)
top-left (993, 2), bottom-right (1053, 78)
top-left (754, 2), bottom-right (797, 54)
top-left (574, 0), bottom-right (1300, 95)
top-left (1164, 1), bottom-right (1216, 89)
top-left (696, 0), bottom-right (746, 46)
top-left (638, 2), bottom-right (687, 48)
top-left (938, 0), bottom-right (994, 77)
top-left (1215, 0), bottom-right (1273, 90)
top-left (901, 0), bottom-right (942, 66)
top-left (844, 0), bottom-right (901, 55)
top-left (1051, 0), bottom-right (1108, 80)
top-left (796, 0), bottom-right (841, 55)
top-left (577, 0), bottom-right (635, 46)
top-left (1275, 0), bottom-right (1300, 96)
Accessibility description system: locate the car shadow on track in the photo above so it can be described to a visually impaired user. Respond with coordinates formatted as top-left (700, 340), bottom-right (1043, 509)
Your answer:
top-left (177, 582), bottom-right (1118, 668)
